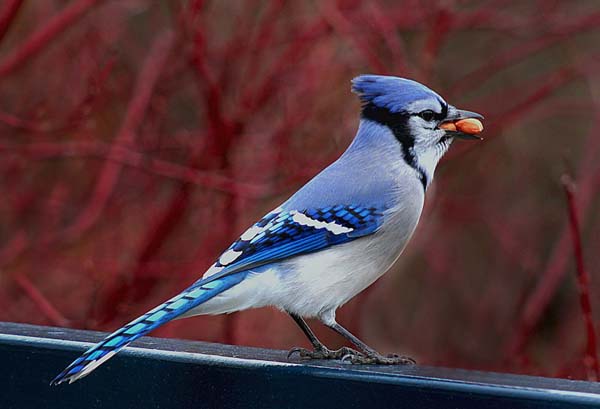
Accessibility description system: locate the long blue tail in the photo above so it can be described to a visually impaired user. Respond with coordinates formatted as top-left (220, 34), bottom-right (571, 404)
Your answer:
top-left (51, 272), bottom-right (247, 385)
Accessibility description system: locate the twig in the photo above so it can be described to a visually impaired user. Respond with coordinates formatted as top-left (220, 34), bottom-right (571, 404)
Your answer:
top-left (0, 140), bottom-right (268, 197)
top-left (449, 12), bottom-right (600, 97)
top-left (14, 274), bottom-right (70, 327)
top-left (319, 2), bottom-right (387, 74)
top-left (561, 174), bottom-right (600, 381)
top-left (0, 0), bottom-right (104, 78)
top-left (237, 18), bottom-right (329, 119)
top-left (366, 0), bottom-right (409, 74)
top-left (0, 0), bottom-right (24, 44)
top-left (0, 229), bottom-right (28, 267)
top-left (235, 0), bottom-right (285, 89)
top-left (63, 30), bottom-right (175, 240)
top-left (419, 7), bottom-right (453, 83)
top-left (0, 109), bottom-right (52, 132)
top-left (505, 110), bottom-right (600, 358)
top-left (94, 11), bottom-right (238, 325)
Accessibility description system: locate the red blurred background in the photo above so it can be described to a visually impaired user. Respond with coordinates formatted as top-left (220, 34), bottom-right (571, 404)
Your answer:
top-left (1, 0), bottom-right (600, 381)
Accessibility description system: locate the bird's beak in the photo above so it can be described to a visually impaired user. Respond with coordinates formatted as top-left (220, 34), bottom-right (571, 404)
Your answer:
top-left (439, 107), bottom-right (484, 140)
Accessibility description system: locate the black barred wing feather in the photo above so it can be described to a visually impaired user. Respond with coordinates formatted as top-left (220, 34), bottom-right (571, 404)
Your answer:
top-left (196, 205), bottom-right (385, 284)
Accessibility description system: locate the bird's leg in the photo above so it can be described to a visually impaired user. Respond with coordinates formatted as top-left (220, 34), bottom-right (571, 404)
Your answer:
top-left (326, 321), bottom-right (416, 365)
top-left (287, 313), bottom-right (363, 360)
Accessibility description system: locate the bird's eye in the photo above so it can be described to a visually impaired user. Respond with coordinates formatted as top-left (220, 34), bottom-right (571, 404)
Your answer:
top-left (418, 110), bottom-right (436, 121)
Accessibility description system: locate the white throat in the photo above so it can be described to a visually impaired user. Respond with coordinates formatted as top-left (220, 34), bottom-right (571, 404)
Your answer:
top-left (408, 121), bottom-right (452, 189)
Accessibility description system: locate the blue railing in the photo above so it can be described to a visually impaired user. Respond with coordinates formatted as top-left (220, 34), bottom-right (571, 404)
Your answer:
top-left (1, 321), bottom-right (599, 408)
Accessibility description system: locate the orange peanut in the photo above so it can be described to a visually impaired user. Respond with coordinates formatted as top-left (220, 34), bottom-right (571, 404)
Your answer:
top-left (455, 118), bottom-right (483, 134)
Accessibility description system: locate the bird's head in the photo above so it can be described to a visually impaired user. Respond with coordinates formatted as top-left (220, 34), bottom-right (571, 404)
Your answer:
top-left (351, 74), bottom-right (483, 188)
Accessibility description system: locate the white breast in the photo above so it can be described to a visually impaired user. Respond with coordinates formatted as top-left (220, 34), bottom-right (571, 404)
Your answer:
top-left (276, 191), bottom-right (423, 321)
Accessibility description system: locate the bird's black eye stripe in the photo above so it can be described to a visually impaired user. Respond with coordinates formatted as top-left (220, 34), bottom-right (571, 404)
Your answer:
top-left (415, 109), bottom-right (444, 122)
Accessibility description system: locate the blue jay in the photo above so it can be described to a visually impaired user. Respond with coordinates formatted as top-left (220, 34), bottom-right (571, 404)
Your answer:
top-left (52, 75), bottom-right (483, 385)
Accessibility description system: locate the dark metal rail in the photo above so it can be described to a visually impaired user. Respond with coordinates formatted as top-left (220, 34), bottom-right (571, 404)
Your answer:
top-left (1, 321), bottom-right (599, 408)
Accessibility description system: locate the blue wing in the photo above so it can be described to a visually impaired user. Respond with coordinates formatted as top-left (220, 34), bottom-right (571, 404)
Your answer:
top-left (193, 204), bottom-right (385, 286)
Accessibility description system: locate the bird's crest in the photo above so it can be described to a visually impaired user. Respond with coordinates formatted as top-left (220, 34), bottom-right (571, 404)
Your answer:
top-left (351, 75), bottom-right (445, 113)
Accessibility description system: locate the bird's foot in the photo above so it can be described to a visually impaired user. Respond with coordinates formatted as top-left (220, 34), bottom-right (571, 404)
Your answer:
top-left (287, 346), bottom-right (364, 361)
top-left (344, 352), bottom-right (416, 365)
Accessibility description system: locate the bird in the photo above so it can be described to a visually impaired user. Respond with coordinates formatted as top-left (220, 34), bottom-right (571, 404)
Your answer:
top-left (51, 74), bottom-right (483, 385)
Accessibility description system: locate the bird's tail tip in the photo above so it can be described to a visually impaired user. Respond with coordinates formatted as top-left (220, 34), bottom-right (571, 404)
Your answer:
top-left (50, 346), bottom-right (118, 386)
top-left (50, 373), bottom-right (74, 386)
top-left (50, 366), bottom-right (85, 386)
top-left (50, 274), bottom-right (243, 385)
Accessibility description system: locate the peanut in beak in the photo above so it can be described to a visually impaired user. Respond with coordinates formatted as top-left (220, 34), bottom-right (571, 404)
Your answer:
top-left (439, 118), bottom-right (483, 135)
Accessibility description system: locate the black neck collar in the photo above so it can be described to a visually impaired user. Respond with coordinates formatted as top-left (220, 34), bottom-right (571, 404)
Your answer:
top-left (361, 103), bottom-right (428, 190)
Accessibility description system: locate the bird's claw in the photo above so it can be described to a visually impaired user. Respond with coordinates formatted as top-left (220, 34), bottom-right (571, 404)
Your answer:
top-left (287, 346), bottom-right (364, 361)
top-left (344, 352), bottom-right (416, 365)
top-left (288, 346), bottom-right (415, 365)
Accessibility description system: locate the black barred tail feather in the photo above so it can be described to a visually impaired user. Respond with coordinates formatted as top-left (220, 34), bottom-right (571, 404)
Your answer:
top-left (51, 272), bottom-right (247, 385)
